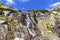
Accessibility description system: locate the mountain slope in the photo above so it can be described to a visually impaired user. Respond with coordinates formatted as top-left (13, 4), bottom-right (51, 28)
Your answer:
top-left (0, 2), bottom-right (60, 40)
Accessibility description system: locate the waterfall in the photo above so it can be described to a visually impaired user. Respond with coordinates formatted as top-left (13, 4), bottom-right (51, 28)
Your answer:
top-left (26, 13), bottom-right (31, 28)
top-left (26, 13), bottom-right (36, 37)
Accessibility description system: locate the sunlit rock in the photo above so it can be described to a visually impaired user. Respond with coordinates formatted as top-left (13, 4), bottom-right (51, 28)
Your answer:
top-left (0, 20), bottom-right (5, 24)
top-left (14, 37), bottom-right (24, 40)
top-left (0, 2), bottom-right (60, 40)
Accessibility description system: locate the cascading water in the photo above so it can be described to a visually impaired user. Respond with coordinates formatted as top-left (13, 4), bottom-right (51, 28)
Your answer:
top-left (26, 12), bottom-right (36, 37)
top-left (26, 13), bottom-right (31, 28)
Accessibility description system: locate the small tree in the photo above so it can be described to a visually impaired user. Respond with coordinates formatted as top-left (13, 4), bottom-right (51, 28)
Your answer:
top-left (0, 10), bottom-right (4, 15)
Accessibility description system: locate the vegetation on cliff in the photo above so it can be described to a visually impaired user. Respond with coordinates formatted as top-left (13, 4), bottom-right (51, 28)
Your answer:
top-left (0, 2), bottom-right (60, 40)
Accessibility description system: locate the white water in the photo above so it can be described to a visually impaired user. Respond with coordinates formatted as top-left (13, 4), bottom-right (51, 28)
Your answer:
top-left (26, 13), bottom-right (36, 37)
top-left (26, 14), bottom-right (31, 28)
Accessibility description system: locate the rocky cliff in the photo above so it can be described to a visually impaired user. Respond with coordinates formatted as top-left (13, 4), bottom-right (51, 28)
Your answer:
top-left (0, 2), bottom-right (60, 40)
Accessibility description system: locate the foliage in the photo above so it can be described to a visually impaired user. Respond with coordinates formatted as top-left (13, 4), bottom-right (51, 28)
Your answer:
top-left (0, 10), bottom-right (4, 15)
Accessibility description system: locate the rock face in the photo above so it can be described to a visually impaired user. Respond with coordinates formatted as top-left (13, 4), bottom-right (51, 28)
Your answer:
top-left (0, 2), bottom-right (60, 40)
